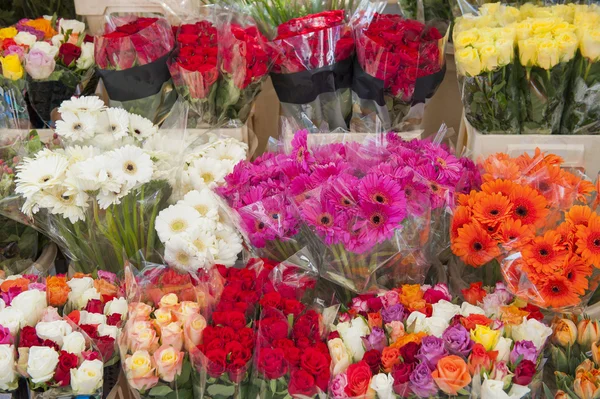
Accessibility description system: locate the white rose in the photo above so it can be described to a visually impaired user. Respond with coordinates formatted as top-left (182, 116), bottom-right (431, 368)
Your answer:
top-left (494, 337), bottom-right (513, 363)
top-left (36, 320), bottom-right (72, 346)
top-left (406, 311), bottom-right (427, 332)
top-left (511, 317), bottom-right (552, 351)
top-left (328, 338), bottom-right (351, 376)
top-left (14, 32), bottom-right (36, 47)
top-left (30, 42), bottom-right (59, 59)
top-left (460, 302), bottom-right (486, 317)
top-left (0, 308), bottom-right (23, 335)
top-left (27, 346), bottom-right (59, 384)
top-left (59, 19), bottom-right (86, 34)
top-left (0, 299), bottom-right (5, 311)
top-left (337, 317), bottom-right (370, 362)
top-left (10, 290), bottom-right (46, 326)
top-left (104, 297), bottom-right (128, 316)
top-left (67, 277), bottom-right (94, 308)
top-left (71, 359), bottom-right (103, 394)
top-left (62, 332), bottom-right (86, 355)
top-left (81, 288), bottom-right (101, 308)
top-left (0, 345), bottom-right (17, 391)
top-left (76, 42), bottom-right (94, 70)
top-left (98, 324), bottom-right (119, 339)
top-left (370, 373), bottom-right (395, 399)
top-left (51, 34), bottom-right (64, 47)
top-left (79, 311), bottom-right (107, 326)
top-left (421, 317), bottom-right (450, 338)
top-left (432, 300), bottom-right (461, 322)
top-left (481, 378), bottom-right (530, 399)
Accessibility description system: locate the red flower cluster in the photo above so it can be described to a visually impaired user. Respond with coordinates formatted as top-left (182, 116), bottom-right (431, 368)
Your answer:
top-left (273, 10), bottom-right (354, 73)
top-left (95, 17), bottom-right (175, 70)
top-left (221, 24), bottom-right (270, 89)
top-left (58, 42), bottom-right (81, 67)
top-left (357, 13), bottom-right (442, 99)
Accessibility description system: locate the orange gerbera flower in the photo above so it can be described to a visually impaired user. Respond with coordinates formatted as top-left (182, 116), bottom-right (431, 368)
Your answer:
top-left (451, 223), bottom-right (500, 267)
top-left (521, 231), bottom-right (567, 274)
top-left (576, 215), bottom-right (600, 267)
top-left (457, 190), bottom-right (486, 208)
top-left (482, 156), bottom-right (520, 183)
top-left (566, 206), bottom-right (593, 228)
top-left (472, 192), bottom-right (513, 226)
top-left (594, 179), bottom-right (600, 209)
top-left (561, 254), bottom-right (592, 295)
top-left (556, 222), bottom-right (577, 250)
top-left (481, 179), bottom-right (516, 198)
top-left (451, 206), bottom-right (472, 240)
top-left (572, 176), bottom-right (595, 204)
top-left (509, 185), bottom-right (548, 226)
top-left (539, 275), bottom-right (580, 309)
top-left (533, 165), bottom-right (568, 203)
top-left (499, 218), bottom-right (535, 250)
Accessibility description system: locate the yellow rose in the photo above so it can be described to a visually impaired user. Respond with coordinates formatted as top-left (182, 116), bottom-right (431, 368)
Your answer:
top-left (536, 39), bottom-right (560, 69)
top-left (552, 21), bottom-right (574, 35)
top-left (328, 338), bottom-right (351, 376)
top-left (519, 38), bottom-right (539, 66)
top-left (183, 313), bottom-right (206, 351)
top-left (555, 31), bottom-right (578, 62)
top-left (470, 325), bottom-right (500, 351)
top-left (454, 29), bottom-right (479, 49)
top-left (159, 293), bottom-right (179, 309)
top-left (581, 29), bottom-right (600, 61)
top-left (172, 301), bottom-right (200, 322)
top-left (531, 18), bottom-right (559, 36)
top-left (480, 3), bottom-right (500, 16)
top-left (479, 44), bottom-right (500, 72)
top-left (153, 345), bottom-right (183, 382)
top-left (0, 55), bottom-right (23, 80)
top-left (153, 308), bottom-right (172, 327)
top-left (495, 38), bottom-right (515, 66)
top-left (516, 20), bottom-right (534, 41)
top-left (497, 6), bottom-right (520, 26)
top-left (456, 47), bottom-right (482, 77)
top-left (551, 4), bottom-right (575, 23)
top-left (0, 27), bottom-right (17, 40)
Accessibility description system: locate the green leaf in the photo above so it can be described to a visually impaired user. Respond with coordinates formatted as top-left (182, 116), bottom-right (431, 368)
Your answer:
top-left (148, 385), bottom-right (173, 396)
top-left (270, 379), bottom-right (277, 393)
top-left (176, 359), bottom-right (192, 386)
top-left (492, 81), bottom-right (506, 93)
top-left (206, 384), bottom-right (236, 397)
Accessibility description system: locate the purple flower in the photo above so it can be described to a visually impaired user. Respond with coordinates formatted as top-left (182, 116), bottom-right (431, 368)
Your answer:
top-left (510, 340), bottom-right (538, 365)
top-left (362, 327), bottom-right (387, 353)
top-left (442, 323), bottom-right (474, 357)
top-left (381, 303), bottom-right (405, 324)
top-left (15, 21), bottom-right (44, 40)
top-left (5, 45), bottom-right (25, 60)
top-left (416, 336), bottom-right (447, 370)
top-left (98, 270), bottom-right (118, 284)
top-left (409, 362), bottom-right (438, 397)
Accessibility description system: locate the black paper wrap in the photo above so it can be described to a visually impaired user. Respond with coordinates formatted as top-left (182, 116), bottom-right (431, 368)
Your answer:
top-left (26, 78), bottom-right (78, 128)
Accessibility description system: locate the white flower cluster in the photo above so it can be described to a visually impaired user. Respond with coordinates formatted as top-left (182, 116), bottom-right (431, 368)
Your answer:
top-left (155, 188), bottom-right (243, 272)
top-left (179, 133), bottom-right (248, 195)
top-left (55, 96), bottom-right (158, 149)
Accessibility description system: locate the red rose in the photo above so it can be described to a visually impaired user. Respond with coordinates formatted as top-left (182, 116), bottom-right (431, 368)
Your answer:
top-left (239, 290), bottom-right (260, 304)
top-left (345, 361), bottom-right (372, 397)
top-left (219, 326), bottom-right (236, 343)
top-left (80, 324), bottom-right (99, 339)
top-left (260, 292), bottom-right (282, 309)
top-left (461, 314), bottom-right (493, 331)
top-left (55, 351), bottom-right (78, 386)
top-left (82, 351), bottom-right (101, 361)
top-left (400, 342), bottom-right (421, 364)
top-left (41, 339), bottom-right (60, 352)
top-left (84, 34), bottom-right (94, 43)
top-left (523, 304), bottom-right (544, 321)
top-left (328, 331), bottom-right (340, 340)
top-left (423, 289), bottom-right (447, 304)
top-left (282, 299), bottom-right (304, 317)
top-left (293, 313), bottom-right (320, 342)
top-left (257, 347), bottom-right (288, 379)
top-left (1, 38), bottom-right (16, 51)
top-left (227, 358), bottom-right (248, 383)
top-left (58, 42), bottom-right (82, 67)
top-left (19, 326), bottom-right (41, 348)
top-left (233, 302), bottom-right (249, 314)
top-left (514, 360), bottom-right (536, 385)
top-left (367, 297), bottom-right (383, 312)
top-left (85, 299), bottom-right (104, 314)
top-left (204, 338), bottom-right (226, 353)
top-left (461, 282), bottom-right (487, 305)
top-left (97, 335), bottom-right (115, 360)
top-left (202, 326), bottom-right (218, 345)
top-left (206, 349), bottom-right (227, 378)
top-left (213, 311), bottom-right (247, 331)
top-left (289, 369), bottom-right (316, 397)
top-left (295, 336), bottom-right (312, 350)
top-left (107, 313), bottom-right (122, 326)
top-left (391, 362), bottom-right (414, 385)
top-left (225, 341), bottom-right (252, 364)
top-left (219, 285), bottom-right (241, 303)
top-left (468, 343), bottom-right (497, 375)
top-left (315, 367), bottom-right (330, 392)
top-left (177, 34), bottom-right (198, 46)
top-left (259, 317), bottom-right (289, 343)
top-left (117, 22), bottom-right (140, 35)
top-left (300, 348), bottom-right (329, 376)
top-left (238, 327), bottom-right (255, 348)
top-left (363, 349), bottom-right (382, 374)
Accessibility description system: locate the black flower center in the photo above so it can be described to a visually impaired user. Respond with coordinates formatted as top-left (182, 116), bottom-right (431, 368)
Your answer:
top-left (552, 285), bottom-right (560, 293)
top-left (473, 242), bottom-right (483, 251)
top-left (257, 222), bottom-right (265, 230)
top-left (271, 213), bottom-right (279, 220)
top-left (490, 209), bottom-right (499, 216)
top-left (127, 164), bottom-right (134, 171)
top-left (515, 206), bottom-right (528, 217)
top-left (594, 239), bottom-right (600, 247)
top-left (375, 194), bottom-right (385, 203)
top-left (539, 248), bottom-right (549, 257)
top-left (320, 216), bottom-right (330, 225)
top-left (371, 215), bottom-right (382, 225)
top-left (134, 129), bottom-right (141, 135)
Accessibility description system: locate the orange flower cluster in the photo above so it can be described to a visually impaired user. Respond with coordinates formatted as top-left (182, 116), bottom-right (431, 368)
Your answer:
top-left (46, 276), bottom-right (70, 307)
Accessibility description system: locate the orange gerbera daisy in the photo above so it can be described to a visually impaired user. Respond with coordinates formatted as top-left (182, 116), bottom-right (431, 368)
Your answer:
top-left (556, 222), bottom-right (577, 250)
top-left (594, 179), bottom-right (600, 209)
top-left (539, 275), bottom-right (580, 309)
top-left (481, 179), bottom-right (516, 198)
top-left (452, 223), bottom-right (500, 267)
top-left (457, 190), bottom-right (486, 208)
top-left (576, 215), bottom-right (600, 267)
top-left (509, 185), bottom-right (549, 226)
top-left (566, 206), bottom-right (593, 228)
top-left (472, 192), bottom-right (513, 226)
top-left (568, 175), bottom-right (595, 204)
top-left (561, 254), bottom-right (592, 295)
top-left (521, 231), bottom-right (567, 274)
top-left (499, 218), bottom-right (535, 250)
top-left (482, 156), bottom-right (521, 183)
top-left (451, 206), bottom-right (471, 240)
top-left (532, 165), bottom-right (568, 203)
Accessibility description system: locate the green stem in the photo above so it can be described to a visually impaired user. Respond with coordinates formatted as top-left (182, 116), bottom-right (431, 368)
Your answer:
top-left (139, 186), bottom-right (145, 250)
top-left (145, 191), bottom-right (162, 262)
top-left (93, 201), bottom-right (122, 268)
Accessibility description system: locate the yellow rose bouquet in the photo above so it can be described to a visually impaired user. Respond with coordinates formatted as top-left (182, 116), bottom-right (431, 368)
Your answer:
top-left (516, 17), bottom-right (578, 134)
top-left (561, 7), bottom-right (600, 134)
top-left (454, 24), bottom-right (520, 134)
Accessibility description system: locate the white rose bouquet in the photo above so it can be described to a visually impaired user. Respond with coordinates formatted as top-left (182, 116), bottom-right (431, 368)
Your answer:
top-left (14, 97), bottom-right (175, 273)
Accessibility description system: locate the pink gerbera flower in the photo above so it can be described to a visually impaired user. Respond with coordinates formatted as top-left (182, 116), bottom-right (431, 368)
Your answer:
top-left (427, 146), bottom-right (462, 184)
top-left (358, 173), bottom-right (406, 207)
top-left (300, 197), bottom-right (343, 245)
top-left (291, 129), bottom-right (315, 171)
top-left (356, 202), bottom-right (407, 245)
top-left (323, 175), bottom-right (359, 211)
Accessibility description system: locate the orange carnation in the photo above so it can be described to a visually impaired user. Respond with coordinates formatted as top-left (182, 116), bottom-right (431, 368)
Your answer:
top-left (46, 276), bottom-right (70, 307)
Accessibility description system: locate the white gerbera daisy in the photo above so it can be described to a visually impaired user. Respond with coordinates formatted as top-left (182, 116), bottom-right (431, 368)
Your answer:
top-left (15, 154), bottom-right (70, 199)
top-left (103, 108), bottom-right (130, 139)
top-left (70, 155), bottom-right (122, 193)
top-left (214, 226), bottom-right (243, 266)
top-left (55, 111), bottom-right (97, 142)
top-left (188, 158), bottom-right (227, 190)
top-left (187, 227), bottom-right (218, 259)
top-left (129, 113), bottom-right (158, 140)
top-left (58, 96), bottom-right (105, 115)
top-left (107, 145), bottom-right (153, 186)
top-left (37, 184), bottom-right (88, 223)
top-left (204, 141), bottom-right (247, 170)
top-left (181, 189), bottom-right (220, 221)
top-left (164, 236), bottom-right (206, 272)
top-left (155, 204), bottom-right (201, 243)
top-left (63, 146), bottom-right (98, 164)
top-left (96, 188), bottom-right (125, 209)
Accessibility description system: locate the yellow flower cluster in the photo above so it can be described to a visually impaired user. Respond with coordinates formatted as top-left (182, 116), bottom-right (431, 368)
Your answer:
top-left (454, 2), bottom-right (600, 75)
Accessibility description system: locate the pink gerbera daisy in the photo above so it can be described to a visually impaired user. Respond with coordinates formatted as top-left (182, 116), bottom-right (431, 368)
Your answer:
top-left (301, 197), bottom-right (343, 245)
top-left (356, 202), bottom-right (407, 245)
top-left (291, 129), bottom-right (315, 171)
top-left (323, 175), bottom-right (359, 211)
top-left (427, 146), bottom-right (462, 184)
top-left (358, 173), bottom-right (406, 207)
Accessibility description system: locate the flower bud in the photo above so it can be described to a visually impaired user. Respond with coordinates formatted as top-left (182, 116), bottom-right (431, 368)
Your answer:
top-left (592, 341), bottom-right (600, 367)
top-left (550, 345), bottom-right (568, 374)
top-left (577, 319), bottom-right (600, 350)
top-left (552, 318), bottom-right (577, 348)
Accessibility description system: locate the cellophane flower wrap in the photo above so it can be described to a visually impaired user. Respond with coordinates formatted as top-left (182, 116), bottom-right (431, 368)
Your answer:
top-left (397, 0), bottom-right (453, 23)
top-left (450, 149), bottom-right (599, 311)
top-left (0, 27), bottom-right (30, 129)
top-left (188, 257), bottom-right (278, 399)
top-left (270, 9), bottom-right (358, 130)
top-left (13, 96), bottom-right (177, 273)
top-left (352, 13), bottom-right (447, 132)
top-left (94, 16), bottom-right (176, 123)
top-left (327, 283), bottom-right (550, 399)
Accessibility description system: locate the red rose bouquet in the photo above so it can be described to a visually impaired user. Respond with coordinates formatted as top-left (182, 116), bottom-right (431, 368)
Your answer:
top-left (352, 13), bottom-right (447, 132)
top-left (94, 16), bottom-right (176, 123)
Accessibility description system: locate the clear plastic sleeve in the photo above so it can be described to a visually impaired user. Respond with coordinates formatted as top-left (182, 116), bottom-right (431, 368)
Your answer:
top-left (0, 77), bottom-right (29, 130)
top-left (351, 14), bottom-right (448, 132)
top-left (561, 51), bottom-right (600, 135)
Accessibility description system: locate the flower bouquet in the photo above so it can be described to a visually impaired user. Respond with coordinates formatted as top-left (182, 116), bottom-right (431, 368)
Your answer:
top-left (94, 17), bottom-right (177, 123)
top-left (0, 30), bottom-right (29, 129)
top-left (327, 284), bottom-right (551, 399)
top-left (13, 97), bottom-right (173, 273)
top-left (352, 13), bottom-right (447, 132)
